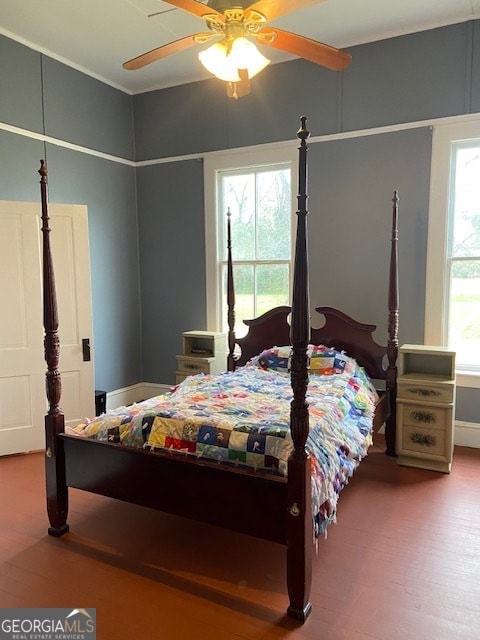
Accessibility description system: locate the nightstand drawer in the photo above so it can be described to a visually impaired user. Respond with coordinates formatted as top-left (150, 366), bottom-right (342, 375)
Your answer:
top-left (176, 357), bottom-right (212, 374)
top-left (397, 379), bottom-right (455, 404)
top-left (400, 402), bottom-right (448, 430)
top-left (401, 424), bottom-right (446, 458)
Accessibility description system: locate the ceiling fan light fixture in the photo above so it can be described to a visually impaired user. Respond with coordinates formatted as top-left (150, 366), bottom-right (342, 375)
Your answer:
top-left (198, 37), bottom-right (270, 82)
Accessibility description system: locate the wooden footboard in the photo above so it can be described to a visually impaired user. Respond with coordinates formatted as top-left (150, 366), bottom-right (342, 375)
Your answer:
top-left (61, 434), bottom-right (289, 543)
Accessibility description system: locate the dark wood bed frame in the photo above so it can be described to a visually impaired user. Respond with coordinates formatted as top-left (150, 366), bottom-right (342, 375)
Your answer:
top-left (39, 116), bottom-right (398, 623)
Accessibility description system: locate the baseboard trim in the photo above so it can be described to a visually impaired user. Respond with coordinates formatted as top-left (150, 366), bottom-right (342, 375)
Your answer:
top-left (454, 420), bottom-right (480, 449)
top-left (106, 382), bottom-right (171, 411)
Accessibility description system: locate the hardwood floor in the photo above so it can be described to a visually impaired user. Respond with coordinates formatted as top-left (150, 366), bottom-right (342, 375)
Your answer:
top-left (1, 436), bottom-right (479, 640)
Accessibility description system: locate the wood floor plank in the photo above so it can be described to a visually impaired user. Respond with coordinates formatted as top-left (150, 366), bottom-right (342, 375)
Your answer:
top-left (1, 439), bottom-right (479, 639)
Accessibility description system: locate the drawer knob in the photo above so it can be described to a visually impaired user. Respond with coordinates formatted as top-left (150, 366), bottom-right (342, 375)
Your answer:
top-left (290, 502), bottom-right (300, 518)
top-left (410, 432), bottom-right (437, 447)
top-left (410, 410), bottom-right (436, 424)
top-left (407, 387), bottom-right (440, 398)
top-left (290, 502), bottom-right (301, 517)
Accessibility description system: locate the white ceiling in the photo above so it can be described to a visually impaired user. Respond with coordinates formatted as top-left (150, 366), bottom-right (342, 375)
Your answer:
top-left (1, 0), bottom-right (480, 95)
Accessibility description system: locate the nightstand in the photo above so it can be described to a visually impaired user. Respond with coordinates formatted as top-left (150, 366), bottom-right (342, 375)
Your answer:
top-left (396, 344), bottom-right (456, 473)
top-left (176, 331), bottom-right (227, 383)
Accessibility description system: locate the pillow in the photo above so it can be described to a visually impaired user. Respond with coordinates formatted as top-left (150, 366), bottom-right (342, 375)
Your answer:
top-left (309, 344), bottom-right (349, 375)
top-left (253, 346), bottom-right (291, 372)
top-left (250, 344), bottom-right (350, 375)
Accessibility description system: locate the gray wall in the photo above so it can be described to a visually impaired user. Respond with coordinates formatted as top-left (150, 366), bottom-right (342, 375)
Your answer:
top-left (44, 145), bottom-right (141, 391)
top-left (0, 34), bottom-right (140, 393)
top-left (136, 159), bottom-right (206, 383)
top-left (306, 128), bottom-right (432, 347)
top-left (1, 20), bottom-right (479, 422)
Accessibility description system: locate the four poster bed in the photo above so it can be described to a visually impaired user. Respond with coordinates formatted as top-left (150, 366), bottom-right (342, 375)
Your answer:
top-left (40, 117), bottom-right (399, 623)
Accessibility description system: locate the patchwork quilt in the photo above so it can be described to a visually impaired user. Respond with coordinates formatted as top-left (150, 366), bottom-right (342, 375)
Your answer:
top-left (69, 345), bottom-right (378, 536)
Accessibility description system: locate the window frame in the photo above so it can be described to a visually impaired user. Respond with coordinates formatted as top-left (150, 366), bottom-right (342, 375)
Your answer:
top-left (204, 143), bottom-right (298, 334)
top-left (425, 117), bottom-right (480, 388)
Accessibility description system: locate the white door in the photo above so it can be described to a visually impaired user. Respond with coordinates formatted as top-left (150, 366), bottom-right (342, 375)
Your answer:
top-left (0, 201), bottom-right (94, 455)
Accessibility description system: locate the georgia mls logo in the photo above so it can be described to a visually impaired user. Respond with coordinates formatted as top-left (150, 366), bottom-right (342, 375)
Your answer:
top-left (0, 607), bottom-right (96, 640)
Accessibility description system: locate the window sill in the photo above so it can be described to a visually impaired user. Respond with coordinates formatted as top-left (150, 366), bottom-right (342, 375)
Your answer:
top-left (457, 371), bottom-right (480, 389)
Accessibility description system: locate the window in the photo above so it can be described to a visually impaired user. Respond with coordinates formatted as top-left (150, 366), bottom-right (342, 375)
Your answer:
top-left (204, 144), bottom-right (297, 337)
top-left (426, 119), bottom-right (480, 382)
top-left (219, 165), bottom-right (291, 335)
top-left (447, 142), bottom-right (480, 369)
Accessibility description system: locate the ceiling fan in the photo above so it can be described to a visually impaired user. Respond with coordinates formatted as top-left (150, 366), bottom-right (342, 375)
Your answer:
top-left (123, 0), bottom-right (351, 98)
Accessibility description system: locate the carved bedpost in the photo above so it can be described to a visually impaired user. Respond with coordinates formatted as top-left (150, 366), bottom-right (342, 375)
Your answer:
top-left (40, 161), bottom-right (62, 417)
top-left (39, 161), bottom-right (69, 536)
top-left (385, 190), bottom-right (399, 456)
top-left (226, 209), bottom-right (236, 372)
top-left (286, 116), bottom-right (312, 622)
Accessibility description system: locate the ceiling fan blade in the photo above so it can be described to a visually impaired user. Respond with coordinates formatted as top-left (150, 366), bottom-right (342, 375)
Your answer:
top-left (245, 0), bottom-right (325, 22)
top-left (256, 28), bottom-right (351, 71)
top-left (123, 34), bottom-right (213, 70)
top-left (226, 69), bottom-right (251, 99)
top-left (161, 0), bottom-right (223, 20)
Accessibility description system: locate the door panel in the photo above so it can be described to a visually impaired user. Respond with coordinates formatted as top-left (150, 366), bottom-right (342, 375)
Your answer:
top-left (49, 204), bottom-right (95, 430)
top-left (0, 201), bottom-right (94, 455)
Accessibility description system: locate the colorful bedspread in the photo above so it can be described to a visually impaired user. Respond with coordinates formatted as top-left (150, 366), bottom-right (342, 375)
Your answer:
top-left (69, 345), bottom-right (378, 536)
